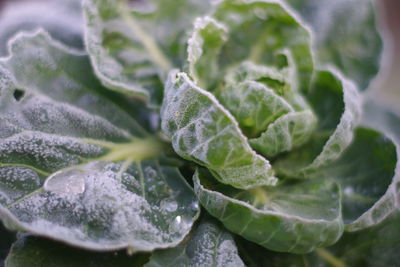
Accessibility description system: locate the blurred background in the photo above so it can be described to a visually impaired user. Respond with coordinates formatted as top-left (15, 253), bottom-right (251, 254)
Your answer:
top-left (0, 0), bottom-right (398, 114)
top-left (372, 0), bottom-right (400, 114)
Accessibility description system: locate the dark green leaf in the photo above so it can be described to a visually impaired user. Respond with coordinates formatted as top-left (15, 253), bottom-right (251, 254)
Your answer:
top-left (5, 235), bottom-right (148, 267)
top-left (83, 0), bottom-right (212, 107)
top-left (146, 217), bottom-right (245, 267)
top-left (0, 31), bottom-right (199, 252)
top-left (285, 0), bottom-right (383, 90)
top-left (194, 169), bottom-right (344, 254)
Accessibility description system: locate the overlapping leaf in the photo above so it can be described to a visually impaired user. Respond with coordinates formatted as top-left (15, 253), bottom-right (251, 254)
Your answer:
top-left (146, 217), bottom-right (245, 267)
top-left (0, 31), bottom-right (200, 251)
top-left (161, 71), bottom-right (277, 189)
top-left (187, 0), bottom-right (314, 93)
top-left (285, 0), bottom-right (383, 90)
top-left (0, 0), bottom-right (83, 57)
top-left (83, 0), bottom-right (212, 107)
top-left (275, 69), bottom-right (362, 178)
top-left (194, 169), bottom-right (344, 253)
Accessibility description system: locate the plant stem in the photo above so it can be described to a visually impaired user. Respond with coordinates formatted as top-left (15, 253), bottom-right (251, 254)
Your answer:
top-left (315, 248), bottom-right (347, 267)
top-left (118, 1), bottom-right (173, 72)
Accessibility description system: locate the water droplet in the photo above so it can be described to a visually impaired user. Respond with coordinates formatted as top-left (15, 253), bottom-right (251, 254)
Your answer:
top-left (44, 167), bottom-right (86, 195)
top-left (144, 166), bottom-right (157, 179)
top-left (190, 201), bottom-right (199, 212)
top-left (160, 198), bottom-right (178, 212)
top-left (169, 215), bottom-right (182, 233)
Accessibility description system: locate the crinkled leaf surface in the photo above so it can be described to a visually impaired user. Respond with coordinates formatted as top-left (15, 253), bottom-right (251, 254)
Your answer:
top-left (0, 0), bottom-right (83, 56)
top-left (236, 210), bottom-right (400, 267)
top-left (146, 217), bottom-right (245, 267)
top-left (285, 0), bottom-right (382, 90)
top-left (216, 80), bottom-right (294, 138)
top-left (275, 69), bottom-right (362, 178)
top-left (194, 169), bottom-right (344, 254)
top-left (0, 31), bottom-right (200, 251)
top-left (5, 235), bottom-right (148, 267)
top-left (161, 70), bottom-right (277, 189)
top-left (83, 0), bottom-right (212, 107)
top-left (207, 0), bottom-right (314, 92)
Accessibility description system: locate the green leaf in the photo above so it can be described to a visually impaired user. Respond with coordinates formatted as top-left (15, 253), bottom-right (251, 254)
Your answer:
top-left (193, 169), bottom-right (344, 254)
top-left (285, 0), bottom-right (382, 90)
top-left (161, 70), bottom-right (277, 189)
top-left (0, 0), bottom-right (83, 57)
top-left (333, 127), bottom-right (399, 231)
top-left (237, 211), bottom-right (400, 267)
top-left (250, 110), bottom-right (317, 158)
top-left (275, 69), bottom-right (362, 178)
top-left (188, 17), bottom-right (228, 90)
top-left (322, 210), bottom-right (400, 267)
top-left (83, 0), bottom-right (212, 107)
top-left (0, 31), bottom-right (199, 252)
top-left (146, 217), bottom-right (245, 267)
top-left (211, 0), bottom-right (314, 92)
top-left (216, 81), bottom-right (294, 138)
top-left (5, 235), bottom-right (148, 267)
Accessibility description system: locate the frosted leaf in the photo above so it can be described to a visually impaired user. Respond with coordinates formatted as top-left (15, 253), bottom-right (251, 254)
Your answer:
top-left (194, 169), bottom-right (344, 254)
top-left (275, 69), bottom-right (362, 178)
top-left (2, 160), bottom-right (199, 251)
top-left (0, 0), bottom-right (83, 56)
top-left (146, 217), bottom-right (245, 267)
top-left (0, 31), bottom-right (199, 251)
top-left (212, 0), bottom-right (314, 92)
top-left (83, 0), bottom-right (212, 107)
top-left (250, 110), bottom-right (317, 158)
top-left (216, 81), bottom-right (294, 137)
top-left (161, 71), bottom-right (277, 189)
top-left (285, 0), bottom-right (382, 90)
top-left (188, 16), bottom-right (228, 90)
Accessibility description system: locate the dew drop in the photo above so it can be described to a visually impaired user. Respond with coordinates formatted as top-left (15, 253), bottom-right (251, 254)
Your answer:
top-left (169, 215), bottom-right (182, 233)
top-left (160, 198), bottom-right (178, 212)
top-left (44, 167), bottom-right (86, 195)
top-left (190, 201), bottom-right (199, 212)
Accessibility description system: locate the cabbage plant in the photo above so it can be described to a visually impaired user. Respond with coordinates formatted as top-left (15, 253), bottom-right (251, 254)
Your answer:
top-left (0, 0), bottom-right (399, 266)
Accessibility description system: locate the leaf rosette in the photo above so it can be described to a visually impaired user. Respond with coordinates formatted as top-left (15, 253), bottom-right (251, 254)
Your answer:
top-left (161, 0), bottom-right (399, 254)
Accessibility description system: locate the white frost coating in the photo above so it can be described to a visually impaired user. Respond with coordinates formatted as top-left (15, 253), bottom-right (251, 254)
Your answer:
top-left (146, 219), bottom-right (245, 267)
top-left (193, 171), bottom-right (344, 253)
top-left (82, 0), bottom-right (149, 97)
top-left (346, 134), bottom-right (400, 231)
top-left (0, 30), bottom-right (147, 139)
top-left (187, 16), bottom-right (228, 85)
top-left (250, 110), bottom-right (317, 157)
top-left (4, 161), bottom-right (199, 251)
top-left (299, 68), bottom-right (362, 176)
top-left (0, 0), bottom-right (83, 57)
top-left (161, 71), bottom-right (277, 189)
top-left (0, 131), bottom-right (105, 171)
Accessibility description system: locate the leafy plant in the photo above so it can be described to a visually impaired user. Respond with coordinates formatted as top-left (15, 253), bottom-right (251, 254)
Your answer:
top-left (0, 0), bottom-right (399, 266)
